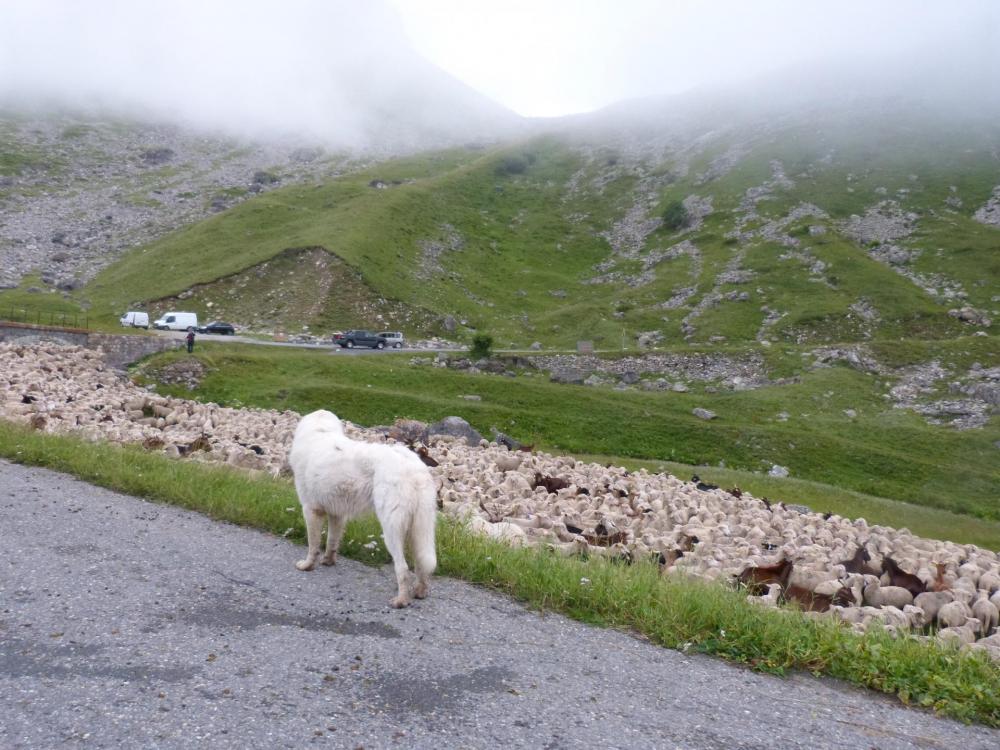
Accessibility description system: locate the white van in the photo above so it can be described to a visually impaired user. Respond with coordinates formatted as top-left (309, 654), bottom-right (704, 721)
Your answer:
top-left (153, 312), bottom-right (199, 331)
top-left (120, 311), bottom-right (150, 329)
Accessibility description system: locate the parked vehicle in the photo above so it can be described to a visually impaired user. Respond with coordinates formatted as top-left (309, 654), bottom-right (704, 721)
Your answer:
top-left (153, 312), bottom-right (199, 331)
top-left (197, 321), bottom-right (236, 335)
top-left (119, 311), bottom-right (149, 329)
top-left (333, 330), bottom-right (388, 349)
top-left (378, 331), bottom-right (405, 349)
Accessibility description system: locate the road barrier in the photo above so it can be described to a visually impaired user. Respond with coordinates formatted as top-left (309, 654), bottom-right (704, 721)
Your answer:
top-left (2, 306), bottom-right (89, 330)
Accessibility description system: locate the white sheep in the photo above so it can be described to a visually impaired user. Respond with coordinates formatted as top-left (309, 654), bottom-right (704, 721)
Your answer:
top-left (914, 591), bottom-right (953, 624)
top-left (862, 579), bottom-right (913, 609)
top-left (971, 592), bottom-right (1000, 635)
top-left (937, 600), bottom-right (973, 629)
top-left (936, 617), bottom-right (981, 646)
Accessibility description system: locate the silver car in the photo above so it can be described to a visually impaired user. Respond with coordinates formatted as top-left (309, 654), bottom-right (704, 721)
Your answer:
top-left (378, 331), bottom-right (405, 349)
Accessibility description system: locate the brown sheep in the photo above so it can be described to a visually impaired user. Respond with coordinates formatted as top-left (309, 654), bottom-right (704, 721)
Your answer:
top-left (882, 557), bottom-right (926, 597)
top-left (737, 558), bottom-right (793, 596)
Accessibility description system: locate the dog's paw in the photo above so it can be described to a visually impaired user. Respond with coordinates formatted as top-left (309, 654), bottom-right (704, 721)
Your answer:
top-left (390, 594), bottom-right (412, 609)
top-left (412, 581), bottom-right (429, 599)
top-left (321, 553), bottom-right (337, 566)
top-left (295, 558), bottom-right (316, 571)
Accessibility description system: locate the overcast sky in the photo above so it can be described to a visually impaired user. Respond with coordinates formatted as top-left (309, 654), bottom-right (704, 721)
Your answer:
top-left (390, 0), bottom-right (1000, 116)
top-left (0, 0), bottom-right (997, 141)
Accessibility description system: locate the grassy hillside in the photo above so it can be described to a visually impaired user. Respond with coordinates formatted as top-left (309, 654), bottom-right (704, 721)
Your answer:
top-left (53, 105), bottom-right (996, 349)
top-left (76, 139), bottom-right (642, 341)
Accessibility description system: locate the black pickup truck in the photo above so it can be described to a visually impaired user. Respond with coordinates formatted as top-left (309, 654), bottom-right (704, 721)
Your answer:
top-left (333, 330), bottom-right (387, 349)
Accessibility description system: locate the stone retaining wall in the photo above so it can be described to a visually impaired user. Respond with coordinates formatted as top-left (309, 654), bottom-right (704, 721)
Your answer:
top-left (0, 322), bottom-right (178, 369)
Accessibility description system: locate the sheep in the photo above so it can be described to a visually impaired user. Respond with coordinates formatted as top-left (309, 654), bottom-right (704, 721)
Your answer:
top-left (862, 579), bottom-right (913, 609)
top-left (968, 643), bottom-right (1000, 663)
top-left (914, 591), bottom-right (954, 624)
top-left (979, 570), bottom-right (1000, 596)
top-left (881, 557), bottom-right (926, 597)
top-left (736, 557), bottom-right (793, 595)
top-left (937, 600), bottom-right (974, 629)
top-left (878, 606), bottom-right (910, 630)
top-left (831, 605), bottom-right (864, 625)
top-left (494, 453), bottom-right (524, 472)
top-left (747, 583), bottom-right (782, 608)
top-left (971, 592), bottom-right (1000, 635)
top-left (902, 604), bottom-right (927, 630)
top-left (839, 545), bottom-right (880, 576)
top-left (936, 617), bottom-right (981, 646)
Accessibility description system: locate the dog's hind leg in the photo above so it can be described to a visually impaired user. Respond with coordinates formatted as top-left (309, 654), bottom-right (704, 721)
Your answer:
top-left (321, 515), bottom-right (345, 566)
top-left (296, 507), bottom-right (326, 571)
top-left (375, 506), bottom-right (414, 608)
top-left (409, 502), bottom-right (437, 600)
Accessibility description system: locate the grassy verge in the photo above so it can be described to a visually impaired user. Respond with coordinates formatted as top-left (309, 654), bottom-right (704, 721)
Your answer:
top-left (2, 420), bottom-right (1000, 727)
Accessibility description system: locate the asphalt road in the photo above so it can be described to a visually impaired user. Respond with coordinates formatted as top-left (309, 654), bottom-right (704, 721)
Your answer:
top-left (152, 329), bottom-right (429, 354)
top-left (2, 459), bottom-right (998, 750)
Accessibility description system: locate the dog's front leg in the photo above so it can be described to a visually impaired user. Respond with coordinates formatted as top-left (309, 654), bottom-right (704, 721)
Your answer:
top-left (296, 507), bottom-right (326, 571)
top-left (321, 514), bottom-right (346, 566)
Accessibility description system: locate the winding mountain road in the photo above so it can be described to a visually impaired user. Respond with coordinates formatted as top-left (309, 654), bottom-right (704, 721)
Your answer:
top-left (1, 459), bottom-right (998, 749)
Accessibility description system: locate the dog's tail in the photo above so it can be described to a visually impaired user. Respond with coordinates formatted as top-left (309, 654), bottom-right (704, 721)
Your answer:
top-left (408, 477), bottom-right (438, 581)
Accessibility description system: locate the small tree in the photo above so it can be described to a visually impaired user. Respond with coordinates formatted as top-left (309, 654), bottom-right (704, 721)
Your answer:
top-left (469, 334), bottom-right (494, 360)
top-left (662, 200), bottom-right (690, 231)
top-left (495, 155), bottom-right (528, 176)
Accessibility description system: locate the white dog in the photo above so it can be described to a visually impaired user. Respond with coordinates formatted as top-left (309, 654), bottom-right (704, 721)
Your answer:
top-left (288, 409), bottom-right (437, 608)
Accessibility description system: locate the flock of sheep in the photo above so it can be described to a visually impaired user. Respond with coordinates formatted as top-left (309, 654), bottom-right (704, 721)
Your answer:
top-left (2, 341), bottom-right (999, 660)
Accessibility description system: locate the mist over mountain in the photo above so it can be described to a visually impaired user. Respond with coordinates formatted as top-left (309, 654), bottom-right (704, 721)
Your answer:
top-left (562, 41), bottom-right (1000, 145)
top-left (3, 1), bottom-right (998, 152)
top-left (0, 0), bottom-right (523, 151)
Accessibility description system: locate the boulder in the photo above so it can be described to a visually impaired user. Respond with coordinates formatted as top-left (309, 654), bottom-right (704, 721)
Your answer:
top-left (388, 419), bottom-right (429, 445)
top-left (252, 170), bottom-right (280, 185)
top-left (429, 416), bottom-right (482, 446)
top-left (550, 367), bottom-right (588, 385)
top-left (692, 408), bottom-right (716, 420)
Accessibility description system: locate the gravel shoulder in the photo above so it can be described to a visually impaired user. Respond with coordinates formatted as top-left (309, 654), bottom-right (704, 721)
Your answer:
top-left (2, 460), bottom-right (999, 749)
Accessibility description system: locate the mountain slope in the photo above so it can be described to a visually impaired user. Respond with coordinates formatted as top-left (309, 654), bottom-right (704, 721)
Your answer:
top-left (63, 99), bottom-right (999, 349)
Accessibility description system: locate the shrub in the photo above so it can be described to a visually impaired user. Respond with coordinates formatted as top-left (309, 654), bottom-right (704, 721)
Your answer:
top-left (495, 155), bottom-right (528, 176)
top-left (469, 334), bottom-right (494, 359)
top-left (662, 200), bottom-right (690, 231)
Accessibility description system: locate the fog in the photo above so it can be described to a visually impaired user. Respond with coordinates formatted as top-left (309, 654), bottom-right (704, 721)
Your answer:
top-left (1, 0), bottom-right (998, 147)
top-left (0, 0), bottom-right (519, 149)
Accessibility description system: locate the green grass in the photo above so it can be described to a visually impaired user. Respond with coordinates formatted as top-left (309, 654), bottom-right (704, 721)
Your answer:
top-left (0, 143), bottom-right (56, 176)
top-left (2, 420), bottom-right (1000, 727)
top-left (0, 276), bottom-right (93, 328)
top-left (81, 138), bottom-right (647, 344)
top-left (133, 341), bottom-right (1000, 526)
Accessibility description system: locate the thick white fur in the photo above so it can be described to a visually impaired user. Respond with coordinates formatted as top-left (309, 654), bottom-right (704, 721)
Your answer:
top-left (288, 409), bottom-right (437, 608)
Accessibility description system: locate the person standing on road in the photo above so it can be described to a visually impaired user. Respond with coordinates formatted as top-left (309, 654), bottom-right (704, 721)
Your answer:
top-left (186, 329), bottom-right (195, 354)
